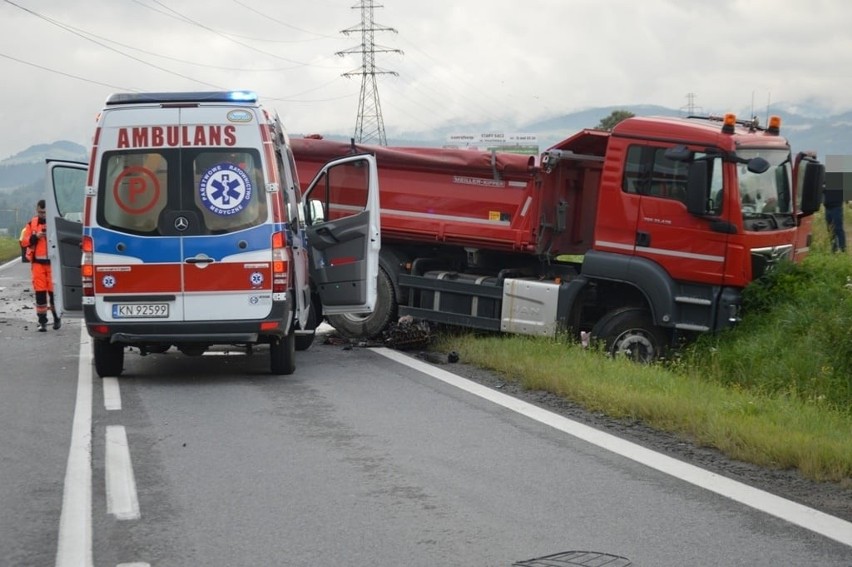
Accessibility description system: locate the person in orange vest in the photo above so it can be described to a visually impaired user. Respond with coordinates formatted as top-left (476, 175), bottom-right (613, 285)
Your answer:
top-left (20, 200), bottom-right (61, 332)
top-left (19, 226), bottom-right (29, 263)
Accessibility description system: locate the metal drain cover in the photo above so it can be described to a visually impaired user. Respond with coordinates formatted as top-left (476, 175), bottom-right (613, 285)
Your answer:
top-left (513, 550), bottom-right (632, 567)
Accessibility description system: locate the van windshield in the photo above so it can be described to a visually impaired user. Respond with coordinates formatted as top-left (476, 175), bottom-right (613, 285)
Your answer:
top-left (97, 148), bottom-right (268, 236)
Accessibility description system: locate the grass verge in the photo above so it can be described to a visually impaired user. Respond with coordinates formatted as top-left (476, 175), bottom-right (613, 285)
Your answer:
top-left (436, 333), bottom-right (852, 484)
top-left (0, 236), bottom-right (22, 263)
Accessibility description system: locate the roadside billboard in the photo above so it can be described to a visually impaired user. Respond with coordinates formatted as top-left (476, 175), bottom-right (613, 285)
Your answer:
top-left (445, 132), bottom-right (539, 156)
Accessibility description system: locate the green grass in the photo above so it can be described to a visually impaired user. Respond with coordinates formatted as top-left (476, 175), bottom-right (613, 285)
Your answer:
top-left (437, 334), bottom-right (852, 482)
top-left (0, 236), bottom-right (22, 263)
top-left (436, 209), bottom-right (852, 484)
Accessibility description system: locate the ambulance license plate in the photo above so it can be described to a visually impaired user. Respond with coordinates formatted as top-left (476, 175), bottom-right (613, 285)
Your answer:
top-left (113, 303), bottom-right (169, 318)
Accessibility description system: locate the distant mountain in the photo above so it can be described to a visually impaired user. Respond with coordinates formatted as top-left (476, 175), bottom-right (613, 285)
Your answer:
top-left (0, 141), bottom-right (87, 191)
top-left (381, 104), bottom-right (852, 157)
top-left (0, 141), bottom-right (88, 233)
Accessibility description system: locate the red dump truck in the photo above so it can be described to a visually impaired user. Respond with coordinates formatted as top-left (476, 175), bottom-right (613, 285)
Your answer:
top-left (291, 114), bottom-right (824, 360)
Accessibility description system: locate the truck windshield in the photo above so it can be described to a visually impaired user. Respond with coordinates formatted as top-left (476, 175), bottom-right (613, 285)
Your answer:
top-left (736, 149), bottom-right (792, 218)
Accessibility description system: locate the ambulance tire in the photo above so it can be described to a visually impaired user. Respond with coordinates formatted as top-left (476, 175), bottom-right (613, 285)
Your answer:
top-left (327, 267), bottom-right (396, 339)
top-left (295, 303), bottom-right (317, 351)
top-left (94, 339), bottom-right (124, 378)
top-left (590, 307), bottom-right (669, 363)
top-left (270, 330), bottom-right (296, 375)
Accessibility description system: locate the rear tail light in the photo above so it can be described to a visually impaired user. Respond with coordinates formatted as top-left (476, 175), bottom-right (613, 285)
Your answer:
top-left (81, 236), bottom-right (94, 297)
top-left (88, 324), bottom-right (110, 337)
top-left (271, 231), bottom-right (290, 293)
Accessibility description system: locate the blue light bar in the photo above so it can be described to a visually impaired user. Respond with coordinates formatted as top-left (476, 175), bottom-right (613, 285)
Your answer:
top-left (105, 91), bottom-right (259, 106)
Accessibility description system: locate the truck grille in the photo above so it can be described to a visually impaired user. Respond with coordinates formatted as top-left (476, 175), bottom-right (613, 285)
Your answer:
top-left (751, 244), bottom-right (793, 279)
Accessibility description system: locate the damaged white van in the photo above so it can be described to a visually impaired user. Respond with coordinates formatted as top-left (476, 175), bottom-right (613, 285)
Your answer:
top-left (45, 91), bottom-right (380, 378)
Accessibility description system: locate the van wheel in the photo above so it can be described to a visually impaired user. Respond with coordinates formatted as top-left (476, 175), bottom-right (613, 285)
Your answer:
top-left (327, 267), bottom-right (396, 339)
top-left (94, 339), bottom-right (124, 378)
top-left (270, 331), bottom-right (296, 375)
top-left (295, 303), bottom-right (317, 351)
top-left (590, 307), bottom-right (669, 363)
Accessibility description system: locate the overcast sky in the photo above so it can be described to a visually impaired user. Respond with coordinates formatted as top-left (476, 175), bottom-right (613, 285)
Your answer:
top-left (1, 0), bottom-right (851, 159)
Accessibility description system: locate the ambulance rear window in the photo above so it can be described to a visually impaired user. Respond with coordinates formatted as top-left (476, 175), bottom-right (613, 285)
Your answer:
top-left (100, 151), bottom-right (169, 234)
top-left (96, 148), bottom-right (268, 236)
top-left (192, 149), bottom-right (267, 233)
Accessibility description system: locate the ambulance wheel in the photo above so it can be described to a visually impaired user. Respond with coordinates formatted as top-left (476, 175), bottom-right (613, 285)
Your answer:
top-left (327, 267), bottom-right (396, 339)
top-left (590, 307), bottom-right (669, 363)
top-left (295, 304), bottom-right (317, 351)
top-left (94, 339), bottom-right (124, 378)
top-left (270, 331), bottom-right (296, 375)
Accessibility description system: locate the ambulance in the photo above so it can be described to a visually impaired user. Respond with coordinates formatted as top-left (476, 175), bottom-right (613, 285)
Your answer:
top-left (45, 91), bottom-right (380, 378)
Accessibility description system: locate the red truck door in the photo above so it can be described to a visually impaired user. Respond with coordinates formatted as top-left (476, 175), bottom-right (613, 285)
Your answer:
top-left (610, 146), bottom-right (729, 285)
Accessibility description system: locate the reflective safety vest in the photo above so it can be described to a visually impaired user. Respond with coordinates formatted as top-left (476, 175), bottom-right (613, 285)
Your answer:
top-left (20, 217), bottom-right (49, 263)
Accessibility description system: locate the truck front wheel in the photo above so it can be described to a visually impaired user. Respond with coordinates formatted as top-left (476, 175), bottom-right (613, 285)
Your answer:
top-left (590, 307), bottom-right (669, 363)
top-left (94, 339), bottom-right (124, 378)
top-left (327, 267), bottom-right (396, 339)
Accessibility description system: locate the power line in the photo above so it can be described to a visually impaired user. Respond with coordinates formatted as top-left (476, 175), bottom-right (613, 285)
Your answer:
top-left (3, 0), bottom-right (225, 89)
top-left (0, 51), bottom-right (134, 91)
top-left (337, 1), bottom-right (402, 145)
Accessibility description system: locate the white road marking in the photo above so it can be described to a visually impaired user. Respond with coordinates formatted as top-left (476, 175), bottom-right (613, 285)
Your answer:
top-left (105, 425), bottom-right (141, 520)
top-left (117, 563), bottom-right (151, 567)
top-left (56, 323), bottom-right (93, 567)
top-left (373, 347), bottom-right (852, 548)
top-left (103, 377), bottom-right (122, 410)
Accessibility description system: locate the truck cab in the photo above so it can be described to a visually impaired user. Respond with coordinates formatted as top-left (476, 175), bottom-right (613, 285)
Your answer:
top-left (45, 91), bottom-right (381, 377)
top-left (560, 113), bottom-right (824, 353)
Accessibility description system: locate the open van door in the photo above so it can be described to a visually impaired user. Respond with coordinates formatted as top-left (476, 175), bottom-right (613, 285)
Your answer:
top-left (303, 154), bottom-right (380, 315)
top-left (45, 160), bottom-right (87, 318)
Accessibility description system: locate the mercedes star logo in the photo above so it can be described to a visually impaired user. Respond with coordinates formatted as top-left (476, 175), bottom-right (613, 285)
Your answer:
top-left (174, 216), bottom-right (189, 231)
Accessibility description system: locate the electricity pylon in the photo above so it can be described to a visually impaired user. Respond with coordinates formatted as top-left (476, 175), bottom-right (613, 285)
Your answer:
top-left (336, 1), bottom-right (402, 146)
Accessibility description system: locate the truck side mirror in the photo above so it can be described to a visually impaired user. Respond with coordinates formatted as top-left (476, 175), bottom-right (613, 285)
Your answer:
top-left (746, 157), bottom-right (770, 174)
top-left (799, 161), bottom-right (825, 216)
top-left (685, 160), bottom-right (710, 216)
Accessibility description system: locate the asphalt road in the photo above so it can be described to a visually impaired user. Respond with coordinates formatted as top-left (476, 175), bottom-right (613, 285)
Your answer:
top-left (2, 257), bottom-right (850, 566)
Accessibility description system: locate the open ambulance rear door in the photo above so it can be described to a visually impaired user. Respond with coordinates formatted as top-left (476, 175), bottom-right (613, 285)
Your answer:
top-left (44, 160), bottom-right (87, 318)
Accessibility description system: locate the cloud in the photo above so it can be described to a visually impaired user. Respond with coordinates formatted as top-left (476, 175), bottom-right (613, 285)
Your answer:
top-left (1, 0), bottom-right (851, 158)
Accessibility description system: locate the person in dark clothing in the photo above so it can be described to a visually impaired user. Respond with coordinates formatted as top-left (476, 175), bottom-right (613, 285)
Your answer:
top-left (823, 185), bottom-right (847, 253)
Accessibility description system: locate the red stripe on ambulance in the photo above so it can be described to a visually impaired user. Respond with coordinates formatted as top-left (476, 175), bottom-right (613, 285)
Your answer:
top-left (93, 265), bottom-right (181, 294)
top-left (183, 263), bottom-right (272, 292)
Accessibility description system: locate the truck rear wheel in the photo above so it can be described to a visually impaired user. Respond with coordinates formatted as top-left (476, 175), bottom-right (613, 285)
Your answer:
top-left (94, 339), bottom-right (124, 378)
top-left (590, 307), bottom-right (669, 363)
top-left (270, 331), bottom-right (296, 375)
top-left (327, 267), bottom-right (396, 339)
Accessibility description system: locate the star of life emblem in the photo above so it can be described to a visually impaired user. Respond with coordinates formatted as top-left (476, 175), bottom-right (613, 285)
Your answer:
top-left (199, 163), bottom-right (253, 216)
